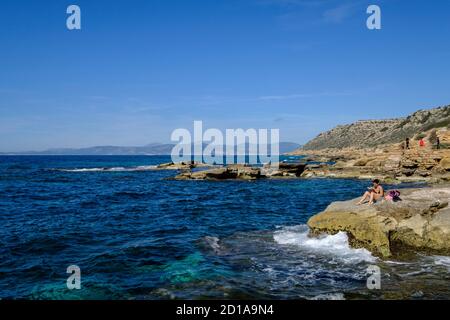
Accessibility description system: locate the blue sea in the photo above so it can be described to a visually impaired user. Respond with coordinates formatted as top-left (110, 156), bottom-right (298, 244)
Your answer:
top-left (1, 155), bottom-right (449, 300)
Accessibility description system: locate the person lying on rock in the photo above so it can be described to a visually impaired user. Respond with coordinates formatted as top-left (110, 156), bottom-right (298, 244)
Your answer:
top-left (357, 179), bottom-right (384, 205)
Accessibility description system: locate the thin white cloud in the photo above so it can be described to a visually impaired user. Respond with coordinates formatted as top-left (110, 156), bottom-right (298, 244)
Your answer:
top-left (258, 91), bottom-right (352, 101)
top-left (263, 0), bottom-right (367, 30)
top-left (185, 91), bottom-right (352, 105)
top-left (256, 0), bottom-right (333, 8)
top-left (259, 93), bottom-right (313, 100)
top-left (322, 2), bottom-right (359, 23)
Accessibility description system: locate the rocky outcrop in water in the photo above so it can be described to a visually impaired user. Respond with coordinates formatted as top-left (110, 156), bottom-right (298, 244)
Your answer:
top-left (173, 163), bottom-right (307, 180)
top-left (156, 161), bottom-right (213, 170)
top-left (307, 187), bottom-right (450, 258)
top-left (174, 164), bottom-right (264, 180)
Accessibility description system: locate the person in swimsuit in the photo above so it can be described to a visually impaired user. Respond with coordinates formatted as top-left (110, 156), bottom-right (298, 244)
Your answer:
top-left (357, 179), bottom-right (384, 205)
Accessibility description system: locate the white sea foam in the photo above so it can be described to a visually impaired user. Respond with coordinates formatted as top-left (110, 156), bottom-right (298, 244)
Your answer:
top-left (433, 256), bottom-right (450, 269)
top-left (310, 293), bottom-right (345, 300)
top-left (384, 260), bottom-right (413, 265)
top-left (59, 165), bottom-right (157, 172)
top-left (135, 165), bottom-right (158, 170)
top-left (273, 225), bottom-right (376, 264)
top-left (203, 236), bottom-right (221, 254)
top-left (60, 168), bottom-right (108, 172)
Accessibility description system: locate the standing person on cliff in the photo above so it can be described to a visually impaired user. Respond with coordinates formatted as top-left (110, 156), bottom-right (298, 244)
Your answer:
top-left (405, 137), bottom-right (410, 149)
top-left (419, 138), bottom-right (425, 148)
top-left (437, 137), bottom-right (441, 150)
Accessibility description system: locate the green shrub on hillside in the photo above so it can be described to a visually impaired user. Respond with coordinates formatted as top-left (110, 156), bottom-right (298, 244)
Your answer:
top-left (416, 133), bottom-right (426, 140)
top-left (422, 117), bottom-right (450, 131)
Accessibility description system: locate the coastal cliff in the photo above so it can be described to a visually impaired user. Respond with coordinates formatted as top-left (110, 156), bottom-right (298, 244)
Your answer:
top-left (293, 105), bottom-right (450, 183)
top-left (307, 186), bottom-right (450, 258)
top-left (299, 105), bottom-right (450, 151)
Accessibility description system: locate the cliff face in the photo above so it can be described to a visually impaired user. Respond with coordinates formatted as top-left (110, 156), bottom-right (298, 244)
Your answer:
top-left (301, 105), bottom-right (450, 150)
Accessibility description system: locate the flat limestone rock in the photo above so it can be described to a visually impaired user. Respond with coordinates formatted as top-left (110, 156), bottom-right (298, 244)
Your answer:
top-left (440, 157), bottom-right (450, 170)
top-left (172, 163), bottom-right (307, 180)
top-left (156, 161), bottom-right (212, 170)
top-left (173, 166), bottom-right (264, 180)
top-left (307, 187), bottom-right (450, 257)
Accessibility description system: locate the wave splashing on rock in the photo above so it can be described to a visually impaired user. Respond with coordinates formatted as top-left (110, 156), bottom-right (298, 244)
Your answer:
top-left (273, 225), bottom-right (376, 264)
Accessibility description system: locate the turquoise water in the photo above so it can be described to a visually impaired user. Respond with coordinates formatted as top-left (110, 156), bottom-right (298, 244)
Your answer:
top-left (0, 155), bottom-right (448, 300)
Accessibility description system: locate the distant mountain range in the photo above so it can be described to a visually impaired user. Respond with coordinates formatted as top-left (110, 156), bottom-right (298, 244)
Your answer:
top-left (1, 142), bottom-right (301, 156)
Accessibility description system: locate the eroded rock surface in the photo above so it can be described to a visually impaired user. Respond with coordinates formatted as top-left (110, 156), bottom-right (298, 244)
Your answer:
top-left (290, 106), bottom-right (450, 183)
top-left (156, 161), bottom-right (212, 170)
top-left (299, 143), bottom-right (450, 183)
top-left (307, 187), bottom-right (450, 257)
top-left (173, 163), bottom-right (307, 180)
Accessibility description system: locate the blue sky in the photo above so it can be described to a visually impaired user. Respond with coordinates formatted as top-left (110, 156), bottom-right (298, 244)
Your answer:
top-left (1, 0), bottom-right (450, 151)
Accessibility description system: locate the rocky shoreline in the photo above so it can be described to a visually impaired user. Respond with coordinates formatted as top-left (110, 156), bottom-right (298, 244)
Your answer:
top-left (154, 116), bottom-right (450, 258)
top-left (159, 134), bottom-right (450, 183)
top-left (297, 143), bottom-right (450, 184)
top-left (155, 159), bottom-right (450, 258)
top-left (292, 109), bottom-right (450, 184)
top-left (158, 147), bottom-right (450, 183)
top-left (307, 186), bottom-right (450, 258)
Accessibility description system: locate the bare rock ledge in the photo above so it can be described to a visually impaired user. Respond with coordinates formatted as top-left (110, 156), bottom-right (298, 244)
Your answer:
top-left (307, 186), bottom-right (450, 258)
top-left (173, 163), bottom-right (307, 180)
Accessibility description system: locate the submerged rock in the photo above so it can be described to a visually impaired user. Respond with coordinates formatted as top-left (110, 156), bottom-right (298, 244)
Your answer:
top-left (307, 187), bottom-right (450, 258)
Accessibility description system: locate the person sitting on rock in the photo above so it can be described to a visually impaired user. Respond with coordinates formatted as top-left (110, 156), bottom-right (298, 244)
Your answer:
top-left (357, 179), bottom-right (384, 205)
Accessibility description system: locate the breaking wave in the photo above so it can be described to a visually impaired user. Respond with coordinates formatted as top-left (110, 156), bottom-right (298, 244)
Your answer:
top-left (56, 165), bottom-right (158, 172)
top-left (310, 293), bottom-right (345, 300)
top-left (273, 225), bottom-right (376, 264)
top-left (432, 256), bottom-right (450, 270)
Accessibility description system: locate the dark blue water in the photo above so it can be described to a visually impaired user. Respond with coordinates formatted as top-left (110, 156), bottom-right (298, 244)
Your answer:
top-left (1, 156), bottom-right (448, 300)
